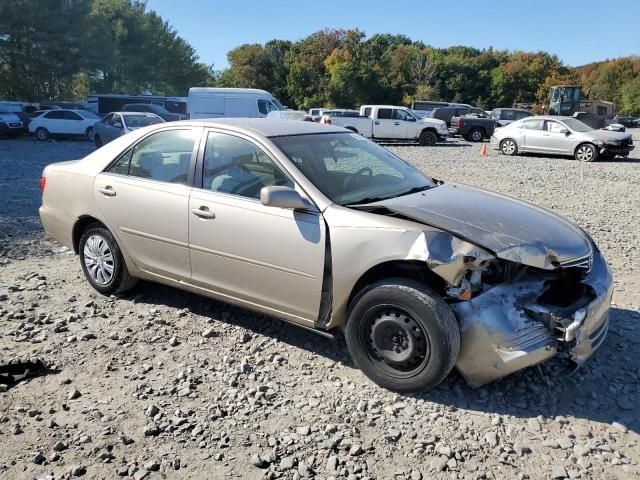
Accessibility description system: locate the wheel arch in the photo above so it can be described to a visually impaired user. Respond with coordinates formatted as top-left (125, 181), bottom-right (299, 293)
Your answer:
top-left (72, 215), bottom-right (107, 254)
top-left (574, 141), bottom-right (597, 156)
top-left (344, 260), bottom-right (447, 326)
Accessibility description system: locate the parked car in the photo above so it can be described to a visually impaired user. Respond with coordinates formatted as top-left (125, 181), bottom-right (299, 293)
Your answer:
top-left (489, 108), bottom-right (531, 126)
top-left (450, 108), bottom-right (531, 142)
top-left (93, 112), bottom-right (165, 147)
top-left (612, 116), bottom-right (639, 128)
top-left (430, 106), bottom-right (488, 126)
top-left (28, 109), bottom-right (100, 141)
top-left (326, 105), bottom-right (448, 145)
top-left (39, 118), bottom-right (612, 392)
top-left (308, 108), bottom-right (331, 118)
top-left (188, 87), bottom-right (284, 119)
top-left (491, 116), bottom-right (634, 161)
top-left (266, 110), bottom-right (312, 121)
top-left (121, 103), bottom-right (185, 122)
top-left (0, 112), bottom-right (24, 138)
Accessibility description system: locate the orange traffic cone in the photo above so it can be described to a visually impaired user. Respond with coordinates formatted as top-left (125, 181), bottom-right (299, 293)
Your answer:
top-left (480, 143), bottom-right (488, 157)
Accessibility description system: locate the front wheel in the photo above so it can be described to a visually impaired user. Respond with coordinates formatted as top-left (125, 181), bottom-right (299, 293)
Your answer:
top-left (85, 127), bottom-right (94, 141)
top-left (419, 130), bottom-right (437, 146)
top-left (345, 279), bottom-right (460, 392)
top-left (79, 225), bottom-right (137, 295)
top-left (500, 138), bottom-right (518, 155)
top-left (575, 143), bottom-right (598, 162)
top-left (94, 134), bottom-right (103, 149)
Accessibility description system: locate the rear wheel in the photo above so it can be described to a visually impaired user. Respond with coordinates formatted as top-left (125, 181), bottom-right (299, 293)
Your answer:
top-left (418, 130), bottom-right (437, 146)
top-left (575, 143), bottom-right (598, 162)
top-left (79, 224), bottom-right (137, 295)
top-left (345, 279), bottom-right (460, 392)
top-left (500, 138), bottom-right (518, 155)
top-left (35, 127), bottom-right (49, 141)
top-left (468, 128), bottom-right (484, 142)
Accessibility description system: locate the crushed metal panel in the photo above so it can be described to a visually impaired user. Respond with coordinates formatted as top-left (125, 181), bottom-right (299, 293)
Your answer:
top-left (452, 280), bottom-right (558, 387)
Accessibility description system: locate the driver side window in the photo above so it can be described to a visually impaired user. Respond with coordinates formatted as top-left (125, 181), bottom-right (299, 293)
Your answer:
top-left (203, 132), bottom-right (293, 199)
top-left (545, 121), bottom-right (565, 133)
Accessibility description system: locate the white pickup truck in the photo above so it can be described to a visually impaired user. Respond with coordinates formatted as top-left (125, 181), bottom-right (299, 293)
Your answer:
top-left (323, 105), bottom-right (449, 145)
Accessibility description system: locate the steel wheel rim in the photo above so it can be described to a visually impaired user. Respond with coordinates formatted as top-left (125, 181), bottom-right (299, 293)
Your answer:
top-left (361, 305), bottom-right (431, 379)
top-left (502, 140), bottom-right (515, 154)
top-left (577, 146), bottom-right (593, 161)
top-left (83, 235), bottom-right (114, 285)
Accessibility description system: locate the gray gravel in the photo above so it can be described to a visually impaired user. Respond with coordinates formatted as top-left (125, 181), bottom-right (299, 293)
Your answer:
top-left (0, 134), bottom-right (639, 479)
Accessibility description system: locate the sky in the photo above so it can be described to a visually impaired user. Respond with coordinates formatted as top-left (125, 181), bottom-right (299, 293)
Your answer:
top-left (146, 0), bottom-right (639, 69)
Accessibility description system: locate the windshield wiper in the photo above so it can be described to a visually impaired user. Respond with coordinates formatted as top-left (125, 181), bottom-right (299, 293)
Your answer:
top-left (344, 196), bottom-right (389, 206)
top-left (390, 185), bottom-right (434, 198)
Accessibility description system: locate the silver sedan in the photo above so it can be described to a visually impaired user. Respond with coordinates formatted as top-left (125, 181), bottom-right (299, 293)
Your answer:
top-left (491, 116), bottom-right (634, 161)
top-left (93, 112), bottom-right (164, 148)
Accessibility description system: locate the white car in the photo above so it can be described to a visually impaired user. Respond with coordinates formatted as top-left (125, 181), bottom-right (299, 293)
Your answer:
top-left (29, 109), bottom-right (101, 141)
top-left (325, 105), bottom-right (449, 145)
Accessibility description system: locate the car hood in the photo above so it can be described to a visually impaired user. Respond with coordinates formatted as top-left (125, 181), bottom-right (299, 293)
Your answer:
top-left (585, 129), bottom-right (632, 143)
top-left (420, 118), bottom-right (447, 128)
top-left (0, 113), bottom-right (21, 122)
top-left (372, 183), bottom-right (592, 269)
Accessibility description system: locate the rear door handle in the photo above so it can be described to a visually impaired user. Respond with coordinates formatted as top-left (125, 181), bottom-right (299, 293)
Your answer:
top-left (374, 121), bottom-right (380, 125)
top-left (191, 207), bottom-right (215, 219)
top-left (394, 121), bottom-right (400, 125)
top-left (98, 186), bottom-right (116, 197)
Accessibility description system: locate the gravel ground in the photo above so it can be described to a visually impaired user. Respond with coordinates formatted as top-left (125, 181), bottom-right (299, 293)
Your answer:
top-left (0, 134), bottom-right (639, 480)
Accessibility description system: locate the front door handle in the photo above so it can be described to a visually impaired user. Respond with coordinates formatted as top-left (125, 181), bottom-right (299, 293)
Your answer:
top-left (98, 186), bottom-right (116, 197)
top-left (394, 121), bottom-right (400, 125)
top-left (374, 121), bottom-right (380, 125)
top-left (191, 207), bottom-right (215, 219)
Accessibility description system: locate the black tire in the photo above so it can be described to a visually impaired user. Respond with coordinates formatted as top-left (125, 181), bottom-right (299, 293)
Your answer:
top-left (345, 278), bottom-right (460, 392)
top-left (35, 127), bottom-right (49, 141)
top-left (500, 138), bottom-right (518, 156)
top-left (79, 224), bottom-right (137, 295)
top-left (418, 130), bottom-right (437, 146)
top-left (85, 127), bottom-right (94, 141)
top-left (575, 143), bottom-right (598, 162)
top-left (468, 128), bottom-right (484, 142)
top-left (94, 135), bottom-right (103, 149)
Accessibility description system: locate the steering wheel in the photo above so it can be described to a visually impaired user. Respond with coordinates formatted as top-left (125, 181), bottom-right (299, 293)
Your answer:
top-left (343, 167), bottom-right (373, 191)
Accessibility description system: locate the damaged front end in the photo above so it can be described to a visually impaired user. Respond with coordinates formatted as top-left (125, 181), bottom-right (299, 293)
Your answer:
top-left (448, 246), bottom-right (613, 387)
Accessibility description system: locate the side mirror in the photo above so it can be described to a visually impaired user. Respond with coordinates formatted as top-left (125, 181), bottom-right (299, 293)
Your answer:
top-left (260, 186), bottom-right (312, 210)
top-left (559, 127), bottom-right (569, 134)
top-left (113, 122), bottom-right (123, 129)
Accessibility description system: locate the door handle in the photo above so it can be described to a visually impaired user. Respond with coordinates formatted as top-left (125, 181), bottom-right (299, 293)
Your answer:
top-left (394, 121), bottom-right (400, 125)
top-left (98, 186), bottom-right (116, 197)
top-left (374, 121), bottom-right (380, 125)
top-left (191, 207), bottom-right (215, 219)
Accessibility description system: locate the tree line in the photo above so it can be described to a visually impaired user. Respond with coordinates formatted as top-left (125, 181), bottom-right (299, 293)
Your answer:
top-left (1, 1), bottom-right (639, 115)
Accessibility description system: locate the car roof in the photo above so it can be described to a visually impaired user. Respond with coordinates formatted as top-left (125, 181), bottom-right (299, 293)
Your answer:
top-left (164, 118), bottom-right (348, 137)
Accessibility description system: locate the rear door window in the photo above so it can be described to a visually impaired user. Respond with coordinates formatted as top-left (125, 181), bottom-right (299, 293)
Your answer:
top-left (377, 108), bottom-right (392, 119)
top-left (44, 111), bottom-right (65, 119)
top-left (108, 129), bottom-right (197, 184)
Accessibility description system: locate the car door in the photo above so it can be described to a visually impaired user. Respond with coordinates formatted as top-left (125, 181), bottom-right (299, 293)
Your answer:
top-left (373, 108), bottom-right (395, 138)
top-left (62, 110), bottom-right (84, 134)
top-left (93, 127), bottom-right (200, 281)
top-left (392, 109), bottom-right (418, 139)
top-left (188, 130), bottom-right (326, 325)
top-left (105, 114), bottom-right (124, 142)
top-left (541, 120), bottom-right (575, 154)
top-left (520, 118), bottom-right (546, 152)
top-left (41, 110), bottom-right (66, 133)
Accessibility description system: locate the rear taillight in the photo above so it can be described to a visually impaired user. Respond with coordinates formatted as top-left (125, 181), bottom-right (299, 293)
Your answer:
top-left (456, 118), bottom-right (462, 127)
top-left (39, 176), bottom-right (46, 193)
top-left (322, 116), bottom-right (332, 125)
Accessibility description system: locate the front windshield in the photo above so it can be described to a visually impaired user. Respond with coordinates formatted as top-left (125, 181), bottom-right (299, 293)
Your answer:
top-left (561, 118), bottom-right (592, 132)
top-left (272, 98), bottom-right (285, 110)
top-left (123, 114), bottom-right (164, 128)
top-left (272, 133), bottom-right (436, 205)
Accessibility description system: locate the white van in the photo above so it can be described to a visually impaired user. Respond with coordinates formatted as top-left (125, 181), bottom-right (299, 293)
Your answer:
top-left (187, 88), bottom-right (285, 119)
